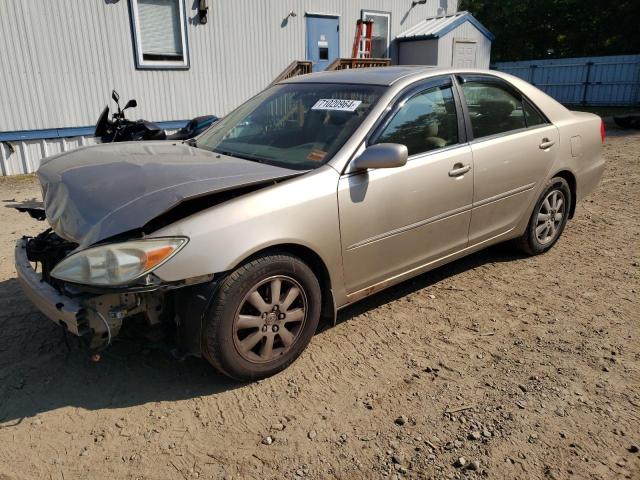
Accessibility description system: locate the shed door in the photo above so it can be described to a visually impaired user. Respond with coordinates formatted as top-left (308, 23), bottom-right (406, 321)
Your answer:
top-left (306, 15), bottom-right (339, 72)
top-left (452, 40), bottom-right (477, 68)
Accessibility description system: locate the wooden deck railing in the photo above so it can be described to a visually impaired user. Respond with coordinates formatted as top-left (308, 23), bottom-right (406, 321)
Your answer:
top-left (270, 60), bottom-right (313, 86)
top-left (326, 58), bottom-right (391, 70)
top-left (270, 58), bottom-right (390, 86)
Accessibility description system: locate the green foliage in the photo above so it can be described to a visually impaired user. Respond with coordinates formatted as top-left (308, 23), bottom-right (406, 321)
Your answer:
top-left (459, 0), bottom-right (640, 62)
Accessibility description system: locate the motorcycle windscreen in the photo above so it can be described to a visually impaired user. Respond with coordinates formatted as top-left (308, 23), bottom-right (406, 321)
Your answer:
top-left (94, 106), bottom-right (110, 137)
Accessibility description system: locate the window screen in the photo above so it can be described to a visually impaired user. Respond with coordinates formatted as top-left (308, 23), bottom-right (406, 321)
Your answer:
top-left (376, 85), bottom-right (459, 156)
top-left (460, 82), bottom-right (526, 139)
top-left (133, 0), bottom-right (187, 67)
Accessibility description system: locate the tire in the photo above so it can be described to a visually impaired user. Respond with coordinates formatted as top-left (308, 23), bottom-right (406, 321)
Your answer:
top-left (516, 177), bottom-right (572, 256)
top-left (202, 252), bottom-right (321, 381)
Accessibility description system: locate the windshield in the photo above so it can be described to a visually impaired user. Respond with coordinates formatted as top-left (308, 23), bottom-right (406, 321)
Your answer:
top-left (197, 83), bottom-right (386, 170)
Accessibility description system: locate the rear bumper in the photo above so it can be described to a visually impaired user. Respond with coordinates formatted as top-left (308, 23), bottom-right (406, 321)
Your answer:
top-left (14, 238), bottom-right (86, 336)
top-left (576, 154), bottom-right (605, 203)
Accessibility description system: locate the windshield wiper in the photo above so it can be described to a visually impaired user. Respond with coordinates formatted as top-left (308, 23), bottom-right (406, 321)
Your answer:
top-left (213, 149), bottom-right (269, 164)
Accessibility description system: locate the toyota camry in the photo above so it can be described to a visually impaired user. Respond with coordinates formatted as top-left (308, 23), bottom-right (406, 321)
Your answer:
top-left (13, 67), bottom-right (605, 380)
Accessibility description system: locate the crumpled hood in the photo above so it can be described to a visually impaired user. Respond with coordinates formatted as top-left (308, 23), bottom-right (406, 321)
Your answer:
top-left (37, 141), bottom-right (301, 248)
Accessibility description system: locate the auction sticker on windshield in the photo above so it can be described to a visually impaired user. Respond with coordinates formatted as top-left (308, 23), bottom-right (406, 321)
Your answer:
top-left (311, 99), bottom-right (362, 112)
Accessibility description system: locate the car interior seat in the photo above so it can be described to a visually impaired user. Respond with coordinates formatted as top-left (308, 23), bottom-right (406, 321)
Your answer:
top-left (474, 99), bottom-right (524, 137)
top-left (423, 121), bottom-right (447, 150)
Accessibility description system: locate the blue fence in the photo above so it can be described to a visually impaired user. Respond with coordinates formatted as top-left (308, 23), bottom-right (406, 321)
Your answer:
top-left (492, 54), bottom-right (640, 106)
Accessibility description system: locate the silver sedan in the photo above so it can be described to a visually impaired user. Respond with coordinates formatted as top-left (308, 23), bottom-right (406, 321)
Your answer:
top-left (15, 67), bottom-right (605, 380)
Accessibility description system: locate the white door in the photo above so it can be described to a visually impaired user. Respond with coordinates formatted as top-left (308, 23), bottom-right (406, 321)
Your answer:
top-left (362, 11), bottom-right (391, 58)
top-left (453, 40), bottom-right (477, 68)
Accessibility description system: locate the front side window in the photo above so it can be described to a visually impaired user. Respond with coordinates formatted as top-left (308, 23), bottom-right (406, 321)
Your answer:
top-left (460, 81), bottom-right (526, 139)
top-left (376, 85), bottom-right (459, 156)
top-left (197, 84), bottom-right (385, 170)
top-left (131, 0), bottom-right (188, 69)
top-left (362, 11), bottom-right (391, 58)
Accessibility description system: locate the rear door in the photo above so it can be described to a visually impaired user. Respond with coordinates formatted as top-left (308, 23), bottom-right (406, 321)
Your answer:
top-left (338, 77), bottom-right (474, 294)
top-left (306, 15), bottom-right (340, 72)
top-left (456, 75), bottom-right (559, 244)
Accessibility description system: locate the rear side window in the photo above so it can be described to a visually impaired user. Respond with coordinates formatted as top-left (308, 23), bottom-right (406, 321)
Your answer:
top-left (376, 85), bottom-right (459, 156)
top-left (460, 81), bottom-right (526, 139)
top-left (523, 99), bottom-right (547, 127)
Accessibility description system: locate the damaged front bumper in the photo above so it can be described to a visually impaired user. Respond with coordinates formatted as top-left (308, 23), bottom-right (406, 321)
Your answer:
top-left (15, 235), bottom-right (214, 356)
top-left (15, 237), bottom-right (89, 337)
top-left (15, 237), bottom-right (157, 350)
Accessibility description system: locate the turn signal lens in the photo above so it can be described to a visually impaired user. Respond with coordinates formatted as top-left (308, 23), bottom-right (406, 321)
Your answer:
top-left (51, 238), bottom-right (187, 286)
top-left (143, 246), bottom-right (176, 270)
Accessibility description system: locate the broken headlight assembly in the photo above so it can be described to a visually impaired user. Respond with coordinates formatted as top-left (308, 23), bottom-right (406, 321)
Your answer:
top-left (50, 237), bottom-right (188, 286)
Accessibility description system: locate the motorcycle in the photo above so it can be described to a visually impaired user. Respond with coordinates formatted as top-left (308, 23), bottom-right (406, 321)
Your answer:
top-left (94, 90), bottom-right (218, 142)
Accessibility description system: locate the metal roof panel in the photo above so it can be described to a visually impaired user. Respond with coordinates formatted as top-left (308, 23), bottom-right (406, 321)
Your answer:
top-left (396, 11), bottom-right (495, 42)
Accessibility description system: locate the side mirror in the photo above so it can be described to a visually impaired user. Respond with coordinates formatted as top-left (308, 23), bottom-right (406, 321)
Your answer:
top-left (350, 143), bottom-right (408, 171)
top-left (111, 90), bottom-right (120, 103)
top-left (124, 99), bottom-right (137, 110)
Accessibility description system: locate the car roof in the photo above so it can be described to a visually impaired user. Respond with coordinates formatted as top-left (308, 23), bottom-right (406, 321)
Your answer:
top-left (279, 65), bottom-right (571, 128)
top-left (281, 66), bottom-right (445, 86)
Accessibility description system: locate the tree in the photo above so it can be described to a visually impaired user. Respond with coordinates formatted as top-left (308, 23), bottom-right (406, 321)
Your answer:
top-left (459, 0), bottom-right (640, 62)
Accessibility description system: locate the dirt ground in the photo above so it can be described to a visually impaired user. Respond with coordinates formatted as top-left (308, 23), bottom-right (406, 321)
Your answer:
top-left (0, 130), bottom-right (638, 480)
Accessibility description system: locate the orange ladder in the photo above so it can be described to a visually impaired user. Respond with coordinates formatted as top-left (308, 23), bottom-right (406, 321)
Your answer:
top-left (351, 19), bottom-right (374, 59)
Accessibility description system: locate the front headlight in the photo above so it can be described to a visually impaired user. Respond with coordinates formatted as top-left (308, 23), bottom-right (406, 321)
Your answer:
top-left (51, 237), bottom-right (187, 286)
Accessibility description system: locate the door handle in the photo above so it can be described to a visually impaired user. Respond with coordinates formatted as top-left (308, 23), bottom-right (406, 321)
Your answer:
top-left (539, 138), bottom-right (555, 149)
top-left (448, 163), bottom-right (471, 177)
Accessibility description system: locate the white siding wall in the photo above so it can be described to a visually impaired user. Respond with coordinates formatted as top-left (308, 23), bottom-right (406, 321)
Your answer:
top-left (0, 136), bottom-right (96, 177)
top-left (0, 130), bottom-right (178, 176)
top-left (437, 21), bottom-right (491, 69)
top-left (0, 0), bottom-right (458, 132)
top-left (0, 0), bottom-right (464, 175)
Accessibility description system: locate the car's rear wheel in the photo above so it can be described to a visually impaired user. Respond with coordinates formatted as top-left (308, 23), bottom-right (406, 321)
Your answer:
top-left (516, 177), bottom-right (571, 255)
top-left (202, 253), bottom-right (321, 381)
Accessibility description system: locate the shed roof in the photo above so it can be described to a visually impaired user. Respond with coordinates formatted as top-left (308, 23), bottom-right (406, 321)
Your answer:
top-left (396, 11), bottom-right (495, 42)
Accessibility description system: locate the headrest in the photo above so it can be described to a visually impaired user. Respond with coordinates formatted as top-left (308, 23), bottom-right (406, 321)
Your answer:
top-left (479, 100), bottom-right (515, 120)
top-left (327, 111), bottom-right (353, 126)
top-left (423, 121), bottom-right (438, 137)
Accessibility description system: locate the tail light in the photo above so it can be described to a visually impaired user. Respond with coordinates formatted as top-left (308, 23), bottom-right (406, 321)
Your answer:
top-left (600, 119), bottom-right (605, 144)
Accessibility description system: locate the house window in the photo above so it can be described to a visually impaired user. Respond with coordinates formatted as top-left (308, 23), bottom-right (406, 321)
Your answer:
top-left (361, 10), bottom-right (391, 58)
top-left (130, 0), bottom-right (189, 69)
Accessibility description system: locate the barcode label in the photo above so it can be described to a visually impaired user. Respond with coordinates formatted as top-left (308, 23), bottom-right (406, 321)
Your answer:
top-left (311, 99), bottom-right (362, 112)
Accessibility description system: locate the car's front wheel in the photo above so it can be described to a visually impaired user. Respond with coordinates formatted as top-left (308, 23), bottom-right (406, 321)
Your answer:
top-left (202, 252), bottom-right (321, 381)
top-left (516, 176), bottom-right (572, 255)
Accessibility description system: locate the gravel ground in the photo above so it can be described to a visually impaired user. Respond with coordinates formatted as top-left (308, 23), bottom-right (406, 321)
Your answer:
top-left (0, 130), bottom-right (638, 480)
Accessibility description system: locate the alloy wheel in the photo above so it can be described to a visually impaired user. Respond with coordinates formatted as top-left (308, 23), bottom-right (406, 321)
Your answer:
top-left (535, 189), bottom-right (566, 245)
top-left (232, 275), bottom-right (307, 363)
